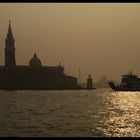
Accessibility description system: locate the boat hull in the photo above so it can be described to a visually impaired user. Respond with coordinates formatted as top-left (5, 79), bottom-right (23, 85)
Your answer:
top-left (108, 81), bottom-right (140, 91)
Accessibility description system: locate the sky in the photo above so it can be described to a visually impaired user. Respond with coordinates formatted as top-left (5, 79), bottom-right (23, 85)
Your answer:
top-left (0, 3), bottom-right (140, 83)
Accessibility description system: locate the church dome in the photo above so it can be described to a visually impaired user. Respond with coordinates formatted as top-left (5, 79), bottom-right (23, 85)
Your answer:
top-left (29, 53), bottom-right (42, 67)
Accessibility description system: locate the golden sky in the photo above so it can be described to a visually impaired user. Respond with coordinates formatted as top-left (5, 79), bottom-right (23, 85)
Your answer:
top-left (0, 3), bottom-right (140, 82)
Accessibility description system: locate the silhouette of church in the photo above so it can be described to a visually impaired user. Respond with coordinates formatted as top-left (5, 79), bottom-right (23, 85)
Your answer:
top-left (0, 21), bottom-right (78, 90)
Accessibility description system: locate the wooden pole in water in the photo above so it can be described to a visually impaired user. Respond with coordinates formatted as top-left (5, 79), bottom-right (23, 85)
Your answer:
top-left (78, 68), bottom-right (81, 87)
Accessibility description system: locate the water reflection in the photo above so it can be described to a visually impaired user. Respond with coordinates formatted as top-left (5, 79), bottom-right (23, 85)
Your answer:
top-left (0, 89), bottom-right (139, 137)
top-left (89, 91), bottom-right (140, 137)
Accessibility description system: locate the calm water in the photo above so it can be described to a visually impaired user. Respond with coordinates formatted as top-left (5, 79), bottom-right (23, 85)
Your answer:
top-left (0, 88), bottom-right (139, 137)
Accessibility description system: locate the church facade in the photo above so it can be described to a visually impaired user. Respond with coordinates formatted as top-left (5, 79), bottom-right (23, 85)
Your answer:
top-left (0, 21), bottom-right (78, 90)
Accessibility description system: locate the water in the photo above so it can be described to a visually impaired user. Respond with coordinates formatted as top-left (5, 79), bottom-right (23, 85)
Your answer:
top-left (0, 88), bottom-right (139, 137)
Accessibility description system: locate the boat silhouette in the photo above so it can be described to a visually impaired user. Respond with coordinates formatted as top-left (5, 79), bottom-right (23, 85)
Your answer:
top-left (108, 71), bottom-right (140, 91)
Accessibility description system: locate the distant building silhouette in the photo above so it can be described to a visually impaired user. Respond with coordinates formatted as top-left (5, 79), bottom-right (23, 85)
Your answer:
top-left (94, 75), bottom-right (110, 88)
top-left (0, 21), bottom-right (78, 90)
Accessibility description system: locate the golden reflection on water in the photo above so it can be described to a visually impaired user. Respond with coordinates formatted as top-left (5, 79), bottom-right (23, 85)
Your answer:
top-left (95, 91), bottom-right (140, 137)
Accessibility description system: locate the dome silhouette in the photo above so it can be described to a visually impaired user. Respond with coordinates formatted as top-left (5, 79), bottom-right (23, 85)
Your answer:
top-left (29, 53), bottom-right (42, 67)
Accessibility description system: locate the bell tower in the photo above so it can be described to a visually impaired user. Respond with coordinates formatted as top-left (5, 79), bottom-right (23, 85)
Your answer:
top-left (5, 20), bottom-right (16, 67)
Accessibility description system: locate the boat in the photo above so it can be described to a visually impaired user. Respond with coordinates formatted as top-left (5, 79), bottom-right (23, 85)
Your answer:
top-left (108, 71), bottom-right (140, 91)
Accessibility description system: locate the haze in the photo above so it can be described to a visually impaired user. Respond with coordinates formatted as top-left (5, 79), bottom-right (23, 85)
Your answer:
top-left (0, 3), bottom-right (140, 83)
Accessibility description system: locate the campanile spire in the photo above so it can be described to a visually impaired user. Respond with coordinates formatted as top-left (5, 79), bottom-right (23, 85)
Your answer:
top-left (5, 20), bottom-right (16, 67)
top-left (7, 20), bottom-right (13, 39)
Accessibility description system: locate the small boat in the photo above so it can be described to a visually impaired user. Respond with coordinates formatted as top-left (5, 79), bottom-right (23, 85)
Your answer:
top-left (108, 71), bottom-right (140, 91)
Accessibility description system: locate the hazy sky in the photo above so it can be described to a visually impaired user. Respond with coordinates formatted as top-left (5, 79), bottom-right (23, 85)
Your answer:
top-left (0, 3), bottom-right (140, 82)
